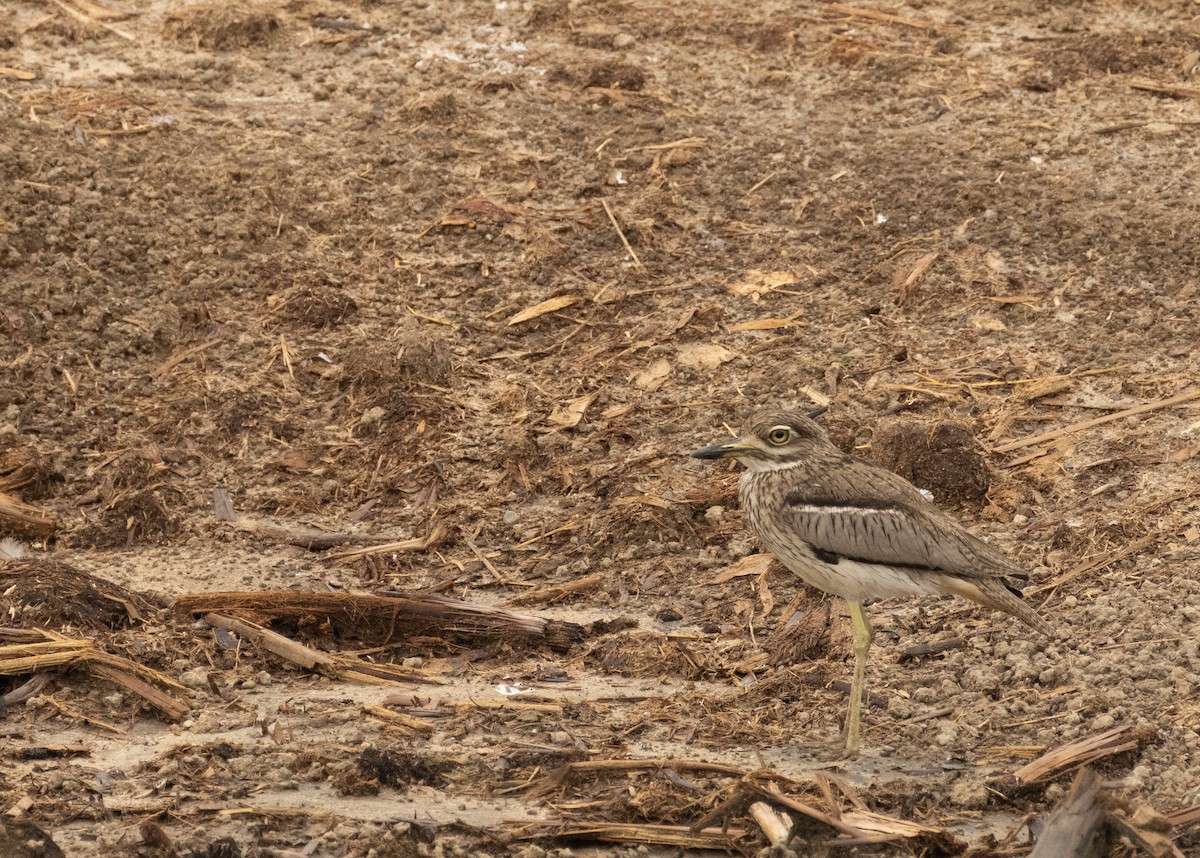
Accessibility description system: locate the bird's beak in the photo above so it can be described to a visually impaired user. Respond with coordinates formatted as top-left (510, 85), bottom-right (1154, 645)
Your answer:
top-left (691, 439), bottom-right (753, 459)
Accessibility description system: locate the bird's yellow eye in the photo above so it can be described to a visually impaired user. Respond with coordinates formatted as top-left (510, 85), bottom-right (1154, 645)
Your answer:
top-left (767, 426), bottom-right (791, 445)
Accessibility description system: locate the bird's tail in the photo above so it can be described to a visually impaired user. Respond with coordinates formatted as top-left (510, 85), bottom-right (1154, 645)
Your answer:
top-left (942, 575), bottom-right (1054, 637)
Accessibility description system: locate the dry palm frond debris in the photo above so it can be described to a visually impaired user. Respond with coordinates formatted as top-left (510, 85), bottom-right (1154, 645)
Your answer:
top-left (1013, 725), bottom-right (1157, 786)
top-left (0, 630), bottom-right (188, 720)
top-left (0, 448), bottom-right (58, 496)
top-left (0, 560), bottom-right (152, 630)
top-left (175, 590), bottom-right (585, 651)
top-left (514, 759), bottom-right (961, 852)
top-left (987, 724), bottom-right (1159, 801)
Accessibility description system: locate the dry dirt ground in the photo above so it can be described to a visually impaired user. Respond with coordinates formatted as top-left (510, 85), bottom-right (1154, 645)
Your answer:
top-left (3, 0), bottom-right (1200, 855)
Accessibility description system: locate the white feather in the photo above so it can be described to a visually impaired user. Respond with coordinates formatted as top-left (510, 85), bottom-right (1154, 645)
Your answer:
top-left (0, 538), bottom-right (28, 559)
top-left (791, 504), bottom-right (904, 517)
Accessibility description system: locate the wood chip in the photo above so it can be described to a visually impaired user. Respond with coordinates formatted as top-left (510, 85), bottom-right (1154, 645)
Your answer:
top-left (633, 358), bottom-right (671, 391)
top-left (548, 392), bottom-right (598, 429)
top-left (895, 251), bottom-right (938, 305)
top-left (726, 269), bottom-right (796, 301)
top-left (707, 553), bottom-right (773, 585)
top-left (727, 312), bottom-right (804, 331)
top-left (675, 343), bottom-right (736, 369)
top-left (506, 296), bottom-right (577, 326)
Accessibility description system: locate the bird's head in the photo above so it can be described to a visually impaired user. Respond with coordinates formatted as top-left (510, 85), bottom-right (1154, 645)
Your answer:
top-left (691, 410), bottom-right (835, 472)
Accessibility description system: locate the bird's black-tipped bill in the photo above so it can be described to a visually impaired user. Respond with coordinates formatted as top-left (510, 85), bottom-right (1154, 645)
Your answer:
top-left (691, 440), bottom-right (750, 459)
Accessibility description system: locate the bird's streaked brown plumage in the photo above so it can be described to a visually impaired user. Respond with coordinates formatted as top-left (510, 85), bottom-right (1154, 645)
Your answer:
top-left (692, 409), bottom-right (1052, 753)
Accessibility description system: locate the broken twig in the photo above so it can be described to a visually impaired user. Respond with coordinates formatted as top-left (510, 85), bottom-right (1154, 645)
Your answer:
top-left (994, 388), bottom-right (1200, 454)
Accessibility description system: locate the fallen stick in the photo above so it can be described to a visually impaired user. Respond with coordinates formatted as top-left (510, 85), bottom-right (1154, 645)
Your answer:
top-left (47, 0), bottom-right (134, 40)
top-left (527, 757), bottom-right (750, 799)
top-left (150, 339), bottom-right (220, 379)
top-left (3, 674), bottom-right (49, 706)
top-left (203, 613), bottom-right (437, 686)
top-left (325, 524), bottom-right (449, 560)
top-left (835, 809), bottom-right (957, 846)
top-left (89, 663), bottom-right (189, 721)
top-left (512, 820), bottom-right (746, 850)
top-left (361, 703), bottom-right (435, 735)
top-left (1029, 768), bottom-right (1110, 858)
top-left (600, 198), bottom-right (645, 272)
top-left (1165, 804), bottom-right (1200, 828)
top-left (1128, 77), bottom-right (1200, 99)
top-left (504, 572), bottom-right (604, 607)
top-left (898, 638), bottom-right (966, 662)
top-left (753, 787), bottom-right (858, 837)
top-left (748, 801), bottom-right (794, 848)
top-left (435, 698), bottom-right (562, 714)
top-left (993, 388), bottom-right (1200, 454)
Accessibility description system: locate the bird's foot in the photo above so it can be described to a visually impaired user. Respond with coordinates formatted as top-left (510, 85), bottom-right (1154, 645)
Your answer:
top-left (806, 733), bottom-right (861, 764)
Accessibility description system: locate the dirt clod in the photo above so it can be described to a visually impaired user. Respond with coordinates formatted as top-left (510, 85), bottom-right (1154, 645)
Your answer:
top-left (268, 285), bottom-right (358, 329)
top-left (336, 748), bottom-right (452, 796)
top-left (165, 5), bottom-right (281, 50)
top-left (870, 418), bottom-right (990, 504)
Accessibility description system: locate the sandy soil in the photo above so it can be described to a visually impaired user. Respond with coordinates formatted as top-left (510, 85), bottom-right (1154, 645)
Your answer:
top-left (2, 0), bottom-right (1200, 855)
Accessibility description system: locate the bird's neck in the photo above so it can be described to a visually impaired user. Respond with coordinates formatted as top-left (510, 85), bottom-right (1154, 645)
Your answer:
top-left (738, 465), bottom-right (793, 527)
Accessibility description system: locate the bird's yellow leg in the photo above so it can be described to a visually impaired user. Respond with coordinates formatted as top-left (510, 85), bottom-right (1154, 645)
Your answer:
top-left (844, 601), bottom-right (873, 755)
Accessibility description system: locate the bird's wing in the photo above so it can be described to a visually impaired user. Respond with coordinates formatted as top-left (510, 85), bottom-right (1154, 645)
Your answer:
top-left (783, 491), bottom-right (1022, 579)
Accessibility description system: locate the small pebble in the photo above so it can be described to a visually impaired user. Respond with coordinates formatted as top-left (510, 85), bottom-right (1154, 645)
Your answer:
top-left (179, 668), bottom-right (209, 690)
top-left (948, 778), bottom-right (989, 808)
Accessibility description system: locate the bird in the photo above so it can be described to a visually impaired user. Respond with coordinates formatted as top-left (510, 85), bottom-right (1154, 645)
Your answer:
top-left (691, 409), bottom-right (1052, 755)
